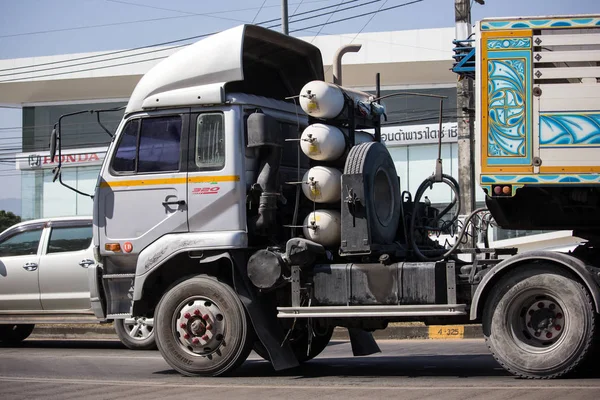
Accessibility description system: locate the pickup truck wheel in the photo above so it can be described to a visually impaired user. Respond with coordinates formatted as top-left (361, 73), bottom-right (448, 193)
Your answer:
top-left (0, 324), bottom-right (35, 344)
top-left (114, 317), bottom-right (156, 350)
top-left (253, 323), bottom-right (334, 363)
top-left (155, 276), bottom-right (253, 376)
top-left (483, 266), bottom-right (596, 379)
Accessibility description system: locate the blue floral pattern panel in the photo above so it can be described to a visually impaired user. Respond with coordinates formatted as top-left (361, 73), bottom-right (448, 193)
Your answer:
top-left (540, 113), bottom-right (600, 147)
top-left (487, 38), bottom-right (531, 50)
top-left (485, 42), bottom-right (532, 167)
top-left (482, 17), bottom-right (600, 31)
top-left (488, 59), bottom-right (526, 157)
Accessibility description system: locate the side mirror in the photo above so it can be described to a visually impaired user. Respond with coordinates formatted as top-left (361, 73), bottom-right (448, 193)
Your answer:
top-left (247, 112), bottom-right (282, 148)
top-left (52, 166), bottom-right (61, 183)
top-left (49, 128), bottom-right (57, 162)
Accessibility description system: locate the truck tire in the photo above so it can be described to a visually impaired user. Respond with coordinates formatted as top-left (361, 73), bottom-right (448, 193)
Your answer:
top-left (114, 317), bottom-right (156, 350)
top-left (0, 324), bottom-right (35, 344)
top-left (253, 324), bottom-right (334, 363)
top-left (483, 265), bottom-right (596, 379)
top-left (344, 142), bottom-right (401, 244)
top-left (154, 276), bottom-right (254, 376)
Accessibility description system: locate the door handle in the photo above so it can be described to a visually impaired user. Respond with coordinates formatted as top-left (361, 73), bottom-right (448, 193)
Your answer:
top-left (162, 199), bottom-right (186, 206)
top-left (23, 262), bottom-right (38, 272)
top-left (79, 259), bottom-right (95, 268)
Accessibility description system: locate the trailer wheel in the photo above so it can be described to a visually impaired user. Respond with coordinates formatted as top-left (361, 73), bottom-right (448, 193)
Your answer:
top-left (253, 323), bottom-right (334, 363)
top-left (483, 265), bottom-right (596, 379)
top-left (0, 324), bottom-right (34, 344)
top-left (344, 142), bottom-right (401, 244)
top-left (154, 276), bottom-right (254, 376)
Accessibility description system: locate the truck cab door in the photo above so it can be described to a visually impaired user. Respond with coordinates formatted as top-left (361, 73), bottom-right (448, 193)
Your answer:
top-left (97, 111), bottom-right (190, 260)
top-left (186, 107), bottom-right (246, 236)
top-left (0, 224), bottom-right (44, 311)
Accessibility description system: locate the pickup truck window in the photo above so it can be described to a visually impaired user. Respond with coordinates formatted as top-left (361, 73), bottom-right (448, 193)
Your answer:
top-left (112, 116), bottom-right (182, 174)
top-left (196, 113), bottom-right (224, 170)
top-left (0, 229), bottom-right (42, 257)
top-left (47, 226), bottom-right (93, 254)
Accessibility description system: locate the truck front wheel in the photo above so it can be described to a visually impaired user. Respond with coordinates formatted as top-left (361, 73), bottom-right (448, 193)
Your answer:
top-left (483, 266), bottom-right (596, 378)
top-left (154, 276), bottom-right (254, 376)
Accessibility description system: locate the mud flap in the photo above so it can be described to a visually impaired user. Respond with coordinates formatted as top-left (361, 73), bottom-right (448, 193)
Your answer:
top-left (230, 252), bottom-right (300, 371)
top-left (348, 328), bottom-right (381, 356)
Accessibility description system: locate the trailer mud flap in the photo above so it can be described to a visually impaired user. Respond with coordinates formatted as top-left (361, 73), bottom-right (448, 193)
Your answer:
top-left (348, 328), bottom-right (381, 356)
top-left (230, 252), bottom-right (300, 371)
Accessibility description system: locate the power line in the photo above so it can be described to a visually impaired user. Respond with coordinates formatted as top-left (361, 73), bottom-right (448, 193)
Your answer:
top-left (0, 3), bottom-right (444, 84)
top-left (104, 0), bottom-right (329, 20)
top-left (0, 0), bottom-right (415, 83)
top-left (291, 0), bottom-right (306, 15)
top-left (0, 13), bottom-right (247, 40)
top-left (267, 0), bottom-right (385, 29)
top-left (0, 34), bottom-right (212, 74)
top-left (0, 0), bottom-right (365, 75)
top-left (0, 55), bottom-right (169, 83)
top-left (291, 0), bottom-right (423, 33)
top-left (0, 44), bottom-right (187, 79)
top-left (310, 0), bottom-right (345, 43)
top-left (245, 0), bottom-right (368, 27)
top-left (0, 0), bottom-right (336, 39)
top-left (251, 1), bottom-right (268, 24)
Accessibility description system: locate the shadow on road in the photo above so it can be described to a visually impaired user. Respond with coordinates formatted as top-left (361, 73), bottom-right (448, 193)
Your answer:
top-left (243, 355), bottom-right (508, 378)
top-left (152, 354), bottom-right (510, 379)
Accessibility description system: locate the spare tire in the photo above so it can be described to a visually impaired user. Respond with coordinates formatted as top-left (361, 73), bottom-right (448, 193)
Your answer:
top-left (344, 142), bottom-right (401, 244)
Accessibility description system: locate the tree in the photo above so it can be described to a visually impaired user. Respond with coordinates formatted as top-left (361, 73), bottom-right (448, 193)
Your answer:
top-left (0, 210), bottom-right (21, 234)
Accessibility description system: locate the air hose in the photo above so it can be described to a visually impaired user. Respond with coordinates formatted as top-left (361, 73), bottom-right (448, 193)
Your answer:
top-left (409, 173), bottom-right (487, 261)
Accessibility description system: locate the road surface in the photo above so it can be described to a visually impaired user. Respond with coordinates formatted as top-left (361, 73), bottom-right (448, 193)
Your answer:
top-left (1, 339), bottom-right (599, 399)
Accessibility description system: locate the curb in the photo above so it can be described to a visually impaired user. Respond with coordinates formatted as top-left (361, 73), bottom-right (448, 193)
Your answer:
top-left (31, 324), bottom-right (117, 340)
top-left (30, 324), bottom-right (483, 341)
top-left (332, 325), bottom-right (483, 340)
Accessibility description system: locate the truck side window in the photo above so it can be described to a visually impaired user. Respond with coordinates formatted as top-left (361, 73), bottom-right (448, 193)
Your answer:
top-left (138, 116), bottom-right (182, 173)
top-left (112, 119), bottom-right (139, 173)
top-left (0, 229), bottom-right (42, 257)
top-left (47, 226), bottom-right (93, 254)
top-left (196, 113), bottom-right (224, 170)
top-left (111, 116), bottom-right (182, 174)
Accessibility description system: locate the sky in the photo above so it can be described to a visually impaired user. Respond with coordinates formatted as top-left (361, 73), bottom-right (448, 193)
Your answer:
top-left (0, 0), bottom-right (598, 212)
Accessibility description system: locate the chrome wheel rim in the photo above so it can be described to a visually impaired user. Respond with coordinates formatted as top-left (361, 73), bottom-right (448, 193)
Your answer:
top-left (173, 297), bottom-right (226, 356)
top-left (123, 317), bottom-right (154, 341)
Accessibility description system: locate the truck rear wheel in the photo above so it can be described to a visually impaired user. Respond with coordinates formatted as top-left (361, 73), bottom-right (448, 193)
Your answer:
top-left (483, 266), bottom-right (596, 378)
top-left (0, 324), bottom-right (34, 344)
top-left (154, 276), bottom-right (254, 376)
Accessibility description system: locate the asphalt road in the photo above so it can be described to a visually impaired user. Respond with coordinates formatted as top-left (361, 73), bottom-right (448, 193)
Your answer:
top-left (1, 339), bottom-right (599, 400)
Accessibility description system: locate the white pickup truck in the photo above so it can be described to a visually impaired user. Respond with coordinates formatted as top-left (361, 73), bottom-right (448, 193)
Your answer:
top-left (0, 216), bottom-right (154, 349)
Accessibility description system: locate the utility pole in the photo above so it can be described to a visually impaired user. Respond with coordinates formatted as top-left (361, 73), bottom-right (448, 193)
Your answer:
top-left (455, 0), bottom-right (476, 245)
top-left (282, 0), bottom-right (289, 35)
